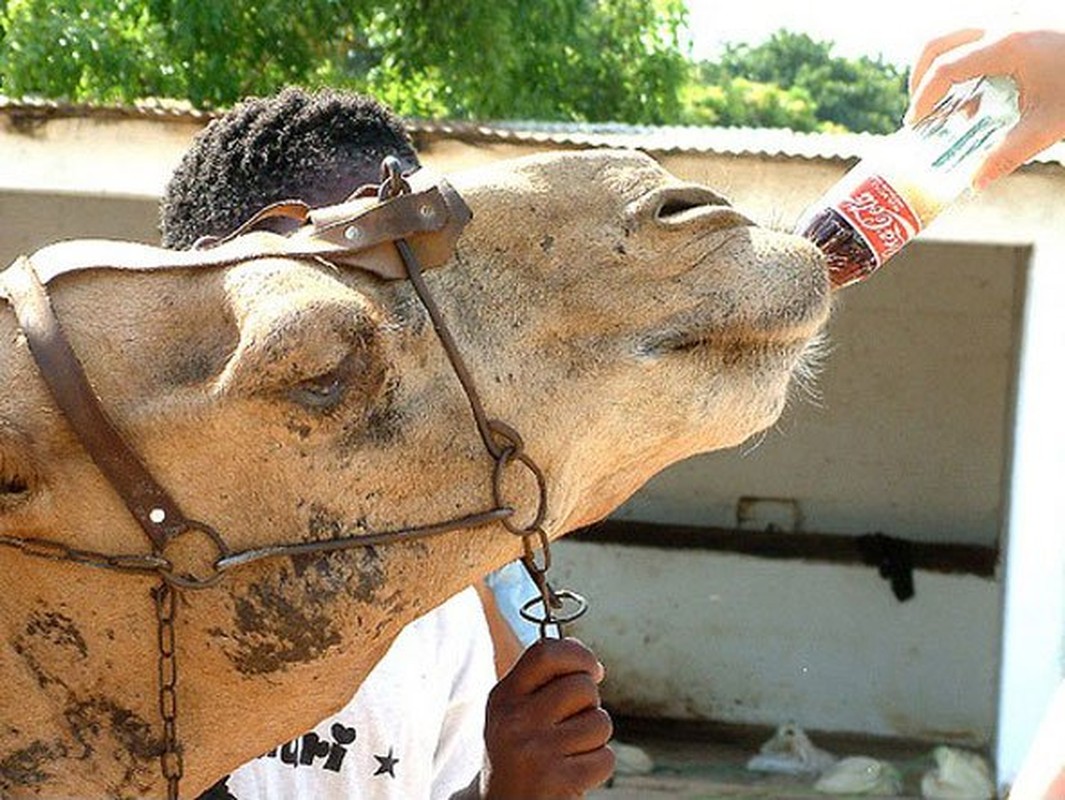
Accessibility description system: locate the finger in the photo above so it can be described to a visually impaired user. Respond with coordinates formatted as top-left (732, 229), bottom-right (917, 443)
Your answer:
top-left (973, 114), bottom-right (1058, 189)
top-left (555, 706), bottom-right (614, 755)
top-left (532, 671), bottom-right (603, 724)
top-left (909, 28), bottom-right (985, 94)
top-left (503, 637), bottom-right (604, 695)
top-left (558, 745), bottom-right (617, 794)
top-left (907, 36), bottom-right (1017, 123)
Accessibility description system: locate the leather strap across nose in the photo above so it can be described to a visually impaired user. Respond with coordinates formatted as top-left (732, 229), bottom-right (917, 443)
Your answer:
top-left (192, 166), bottom-right (473, 280)
top-left (17, 166), bottom-right (471, 288)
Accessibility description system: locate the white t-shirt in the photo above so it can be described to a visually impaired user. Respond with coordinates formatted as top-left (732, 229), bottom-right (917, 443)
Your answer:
top-left (211, 587), bottom-right (494, 800)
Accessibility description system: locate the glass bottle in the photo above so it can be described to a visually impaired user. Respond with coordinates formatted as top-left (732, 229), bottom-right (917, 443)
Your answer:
top-left (797, 75), bottom-right (1022, 288)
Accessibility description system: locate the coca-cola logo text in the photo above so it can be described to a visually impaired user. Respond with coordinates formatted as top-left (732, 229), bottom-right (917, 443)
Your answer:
top-left (835, 177), bottom-right (921, 264)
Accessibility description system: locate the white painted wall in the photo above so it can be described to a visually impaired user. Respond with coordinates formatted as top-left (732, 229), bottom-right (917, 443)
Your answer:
top-left (554, 542), bottom-right (1001, 743)
top-left (995, 241), bottom-right (1065, 789)
top-left (0, 114), bottom-right (199, 197)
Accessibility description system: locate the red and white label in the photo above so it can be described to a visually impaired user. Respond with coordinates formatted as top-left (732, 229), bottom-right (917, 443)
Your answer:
top-left (833, 175), bottom-right (922, 266)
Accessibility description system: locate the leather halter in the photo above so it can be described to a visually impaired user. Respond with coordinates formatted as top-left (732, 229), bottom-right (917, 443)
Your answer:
top-left (0, 160), bottom-right (584, 797)
top-left (0, 165), bottom-right (480, 577)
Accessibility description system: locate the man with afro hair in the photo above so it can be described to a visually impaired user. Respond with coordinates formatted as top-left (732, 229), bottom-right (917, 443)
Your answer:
top-left (162, 87), bottom-right (419, 248)
top-left (163, 88), bottom-right (615, 800)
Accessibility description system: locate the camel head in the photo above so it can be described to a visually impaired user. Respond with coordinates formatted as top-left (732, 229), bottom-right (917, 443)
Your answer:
top-left (0, 149), bottom-right (829, 797)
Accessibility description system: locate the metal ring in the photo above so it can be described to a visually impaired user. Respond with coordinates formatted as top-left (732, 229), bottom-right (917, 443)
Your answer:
top-left (158, 520), bottom-right (230, 590)
top-left (493, 445), bottom-right (548, 535)
top-left (487, 419), bottom-right (524, 461)
top-left (519, 589), bottom-right (589, 627)
top-left (378, 156), bottom-right (411, 200)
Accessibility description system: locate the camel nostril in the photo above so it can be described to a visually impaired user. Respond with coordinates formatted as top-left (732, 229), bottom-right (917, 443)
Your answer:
top-left (653, 198), bottom-right (754, 230)
top-left (655, 198), bottom-right (706, 222)
top-left (627, 184), bottom-right (741, 232)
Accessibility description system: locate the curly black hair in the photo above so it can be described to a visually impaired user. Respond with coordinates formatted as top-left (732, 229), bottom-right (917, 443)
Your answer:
top-left (160, 87), bottom-right (420, 249)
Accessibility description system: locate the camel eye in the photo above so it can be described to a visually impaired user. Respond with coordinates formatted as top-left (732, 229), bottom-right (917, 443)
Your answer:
top-left (0, 448), bottom-right (36, 510)
top-left (289, 371), bottom-right (345, 410)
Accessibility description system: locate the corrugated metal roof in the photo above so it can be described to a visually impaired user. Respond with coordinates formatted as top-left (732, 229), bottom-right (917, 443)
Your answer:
top-left (0, 94), bottom-right (212, 121)
top-left (407, 118), bottom-right (875, 162)
top-left (3, 94), bottom-right (1063, 167)
top-left (411, 119), bottom-right (1065, 167)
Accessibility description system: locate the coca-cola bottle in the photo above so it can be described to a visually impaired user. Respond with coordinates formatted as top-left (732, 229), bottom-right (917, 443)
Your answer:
top-left (797, 75), bottom-right (1022, 288)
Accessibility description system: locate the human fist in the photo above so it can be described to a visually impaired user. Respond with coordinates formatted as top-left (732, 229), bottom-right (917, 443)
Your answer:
top-left (482, 637), bottom-right (614, 799)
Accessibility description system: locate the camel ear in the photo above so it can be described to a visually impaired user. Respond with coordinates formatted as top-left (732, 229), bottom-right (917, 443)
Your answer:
top-left (0, 423), bottom-right (38, 513)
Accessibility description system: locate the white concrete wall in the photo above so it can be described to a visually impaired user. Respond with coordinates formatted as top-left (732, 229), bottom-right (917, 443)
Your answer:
top-left (0, 115), bottom-right (197, 263)
top-left (995, 239), bottom-right (1065, 789)
top-left (0, 114), bottom-right (199, 197)
top-left (554, 541), bottom-right (1001, 744)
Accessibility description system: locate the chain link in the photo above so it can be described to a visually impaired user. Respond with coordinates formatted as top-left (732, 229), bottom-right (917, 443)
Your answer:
top-left (0, 534), bottom-right (169, 574)
top-left (490, 423), bottom-right (548, 536)
top-left (154, 582), bottom-right (183, 800)
top-left (377, 155), bottom-right (412, 201)
top-left (518, 527), bottom-right (588, 639)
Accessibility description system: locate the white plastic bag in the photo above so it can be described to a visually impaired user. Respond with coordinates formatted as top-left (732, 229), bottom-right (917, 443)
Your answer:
top-left (920, 746), bottom-right (993, 799)
top-left (611, 740), bottom-right (655, 776)
top-left (815, 755), bottom-right (903, 795)
top-left (746, 724), bottom-right (837, 776)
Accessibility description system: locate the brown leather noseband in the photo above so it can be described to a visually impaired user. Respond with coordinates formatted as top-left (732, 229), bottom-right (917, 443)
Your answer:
top-left (0, 159), bottom-right (584, 799)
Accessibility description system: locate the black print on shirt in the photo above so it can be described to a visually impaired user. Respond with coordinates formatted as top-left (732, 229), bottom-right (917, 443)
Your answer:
top-left (373, 747), bottom-right (399, 779)
top-left (262, 723), bottom-right (357, 773)
top-left (194, 776), bottom-right (237, 800)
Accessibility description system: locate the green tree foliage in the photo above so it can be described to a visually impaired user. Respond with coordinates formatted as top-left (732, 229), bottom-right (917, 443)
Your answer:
top-left (692, 29), bottom-right (908, 133)
top-left (680, 77), bottom-right (823, 131)
top-left (0, 0), bottom-right (688, 123)
top-left (0, 0), bottom-right (182, 103)
top-left (0, 6), bottom-right (908, 133)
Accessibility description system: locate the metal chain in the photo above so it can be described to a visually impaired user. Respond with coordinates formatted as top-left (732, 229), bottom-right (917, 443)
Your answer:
top-left (377, 155), bottom-right (412, 201)
top-left (0, 534), bottom-right (169, 574)
top-left (519, 528), bottom-right (588, 639)
top-left (154, 582), bottom-right (183, 800)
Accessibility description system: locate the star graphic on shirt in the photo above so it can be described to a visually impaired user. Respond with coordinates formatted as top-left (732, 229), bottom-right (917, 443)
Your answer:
top-left (373, 747), bottom-right (399, 778)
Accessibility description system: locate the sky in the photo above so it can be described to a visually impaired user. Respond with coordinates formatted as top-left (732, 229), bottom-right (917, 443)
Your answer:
top-left (685, 0), bottom-right (1063, 68)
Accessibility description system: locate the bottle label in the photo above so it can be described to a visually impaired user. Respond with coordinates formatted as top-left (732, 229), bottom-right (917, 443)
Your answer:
top-left (832, 175), bottom-right (922, 266)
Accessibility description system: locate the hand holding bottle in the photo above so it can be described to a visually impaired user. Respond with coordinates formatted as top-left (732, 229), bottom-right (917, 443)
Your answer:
top-left (907, 27), bottom-right (1065, 189)
top-left (798, 76), bottom-right (1020, 288)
